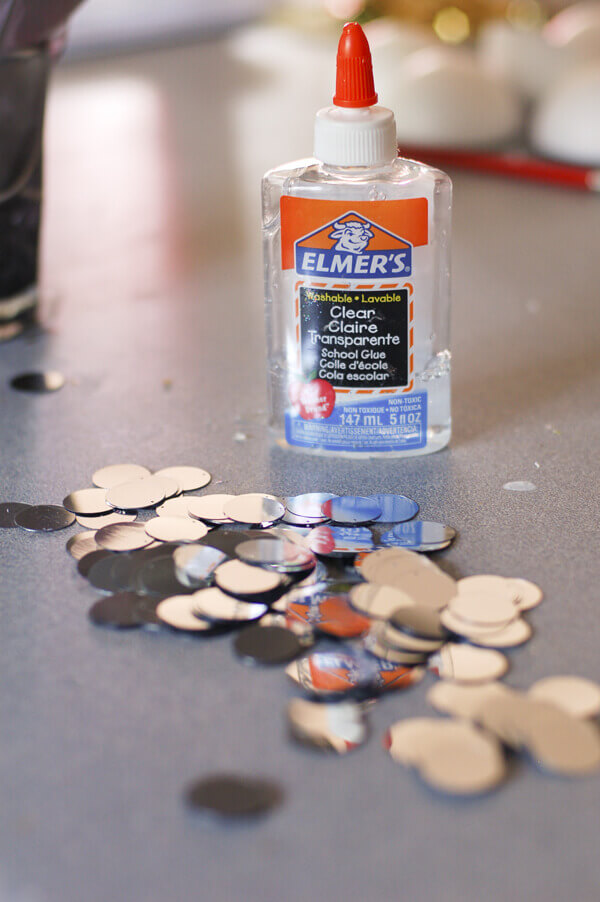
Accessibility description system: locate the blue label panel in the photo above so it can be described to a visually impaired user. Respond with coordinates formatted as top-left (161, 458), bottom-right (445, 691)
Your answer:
top-left (285, 392), bottom-right (427, 453)
top-left (381, 521), bottom-right (424, 548)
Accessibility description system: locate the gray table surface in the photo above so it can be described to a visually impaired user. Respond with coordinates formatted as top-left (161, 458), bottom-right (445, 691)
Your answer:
top-left (1, 35), bottom-right (600, 902)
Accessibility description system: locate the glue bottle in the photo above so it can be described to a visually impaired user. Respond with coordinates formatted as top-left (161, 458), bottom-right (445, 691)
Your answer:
top-left (262, 22), bottom-right (452, 457)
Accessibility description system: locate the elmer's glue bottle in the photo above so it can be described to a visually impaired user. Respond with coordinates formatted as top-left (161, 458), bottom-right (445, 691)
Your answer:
top-left (262, 22), bottom-right (452, 457)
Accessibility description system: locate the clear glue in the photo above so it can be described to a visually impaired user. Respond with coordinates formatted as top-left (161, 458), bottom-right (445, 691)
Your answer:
top-left (262, 22), bottom-right (452, 457)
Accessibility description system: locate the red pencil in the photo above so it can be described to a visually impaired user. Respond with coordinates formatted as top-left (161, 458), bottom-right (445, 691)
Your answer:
top-left (399, 144), bottom-right (600, 193)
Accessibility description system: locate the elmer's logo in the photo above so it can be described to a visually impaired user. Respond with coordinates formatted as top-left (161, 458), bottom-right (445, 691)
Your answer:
top-left (295, 212), bottom-right (412, 279)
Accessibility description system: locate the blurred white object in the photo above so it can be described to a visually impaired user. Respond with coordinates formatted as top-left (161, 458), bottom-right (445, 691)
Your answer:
top-left (389, 47), bottom-right (522, 149)
top-left (226, 23), bottom-right (333, 135)
top-left (363, 18), bottom-right (438, 104)
top-left (226, 21), bottom-right (335, 73)
top-left (67, 0), bottom-right (274, 55)
top-left (544, 2), bottom-right (600, 62)
top-left (477, 21), bottom-right (563, 99)
top-left (226, 23), bottom-right (334, 185)
top-left (531, 62), bottom-right (600, 165)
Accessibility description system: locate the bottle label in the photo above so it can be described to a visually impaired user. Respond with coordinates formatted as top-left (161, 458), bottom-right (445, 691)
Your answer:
top-left (280, 197), bottom-right (429, 453)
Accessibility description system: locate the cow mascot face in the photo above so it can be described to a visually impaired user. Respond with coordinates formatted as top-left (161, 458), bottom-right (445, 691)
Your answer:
top-left (329, 219), bottom-right (375, 254)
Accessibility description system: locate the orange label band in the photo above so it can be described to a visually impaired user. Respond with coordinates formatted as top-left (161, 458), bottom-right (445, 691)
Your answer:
top-left (281, 197), bottom-right (428, 271)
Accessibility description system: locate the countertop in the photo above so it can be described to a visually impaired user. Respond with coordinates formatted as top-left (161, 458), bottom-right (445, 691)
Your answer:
top-left (1, 33), bottom-right (599, 902)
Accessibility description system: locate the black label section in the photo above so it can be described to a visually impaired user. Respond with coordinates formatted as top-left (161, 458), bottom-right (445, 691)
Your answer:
top-left (299, 286), bottom-right (409, 389)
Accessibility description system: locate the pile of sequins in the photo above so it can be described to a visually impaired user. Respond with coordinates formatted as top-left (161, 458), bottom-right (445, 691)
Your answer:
top-left (3, 465), bottom-right (600, 817)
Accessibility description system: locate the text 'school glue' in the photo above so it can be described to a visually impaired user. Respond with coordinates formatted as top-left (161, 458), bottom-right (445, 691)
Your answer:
top-left (262, 22), bottom-right (452, 457)
top-left (262, 23), bottom-right (452, 457)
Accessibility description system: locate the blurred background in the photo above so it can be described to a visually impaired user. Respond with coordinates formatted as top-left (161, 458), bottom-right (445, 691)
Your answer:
top-left (1, 0), bottom-right (599, 335)
top-left (63, 0), bottom-right (600, 171)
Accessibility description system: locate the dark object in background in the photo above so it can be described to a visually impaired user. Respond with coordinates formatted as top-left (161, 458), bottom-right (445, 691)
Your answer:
top-left (14, 503), bottom-right (75, 531)
top-left (0, 49), bottom-right (49, 327)
top-left (0, 1), bottom-right (84, 52)
top-left (10, 369), bottom-right (65, 391)
top-left (184, 774), bottom-right (284, 819)
top-left (0, 0), bottom-right (85, 333)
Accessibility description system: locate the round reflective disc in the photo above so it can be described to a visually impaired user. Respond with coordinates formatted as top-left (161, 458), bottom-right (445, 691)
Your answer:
top-left (134, 596), bottom-right (162, 628)
top-left (104, 552), bottom-right (139, 592)
top-left (145, 474), bottom-right (181, 500)
top-left (197, 528), bottom-right (257, 556)
top-left (321, 496), bottom-right (382, 525)
top-left (192, 587), bottom-right (267, 622)
top-left (506, 578), bottom-right (543, 611)
top-left (441, 610), bottom-right (533, 648)
top-left (471, 618), bottom-right (533, 649)
top-left (417, 720), bottom-right (506, 796)
top-left (285, 648), bottom-right (380, 699)
top-left (96, 522), bottom-right (154, 552)
top-left (381, 521), bottom-right (457, 551)
top-left (173, 544), bottom-right (227, 587)
top-left (156, 497), bottom-right (193, 518)
top-left (372, 620), bottom-right (444, 654)
top-left (307, 525), bottom-right (374, 557)
top-left (389, 605), bottom-right (448, 640)
top-left (135, 555), bottom-right (192, 597)
top-left (363, 633), bottom-right (429, 666)
top-left (385, 717), bottom-right (444, 765)
top-left (10, 370), bottom-right (65, 392)
top-left (364, 493), bottom-right (419, 523)
top-left (153, 466), bottom-right (211, 492)
top-left (522, 702), bottom-right (600, 776)
top-left (528, 676), bottom-right (600, 719)
top-left (214, 559), bottom-right (284, 599)
top-left (156, 595), bottom-right (217, 632)
top-left (135, 542), bottom-right (181, 560)
top-left (349, 583), bottom-right (415, 620)
top-left (285, 588), bottom-right (372, 639)
top-left (67, 531), bottom-right (100, 560)
top-left (75, 511), bottom-right (137, 529)
top-left (187, 494), bottom-right (235, 523)
top-left (145, 516), bottom-right (209, 544)
top-left (62, 488), bottom-right (112, 516)
top-left (430, 644), bottom-right (509, 684)
top-left (448, 594), bottom-right (518, 628)
top-left (92, 464), bottom-right (151, 489)
top-left (457, 575), bottom-right (513, 597)
top-left (77, 549), bottom-right (113, 578)
top-left (184, 774), bottom-right (283, 818)
top-left (233, 624), bottom-right (303, 666)
top-left (503, 481), bottom-right (535, 492)
top-left (370, 659), bottom-right (425, 694)
top-left (236, 538), bottom-right (315, 573)
top-left (223, 494), bottom-right (285, 527)
top-left (105, 478), bottom-right (166, 511)
top-left (440, 609), bottom-right (498, 639)
top-left (15, 505), bottom-right (75, 532)
top-left (294, 559), bottom-right (329, 588)
top-left (87, 555), bottom-right (129, 593)
top-left (258, 612), bottom-right (315, 645)
top-left (285, 493), bottom-right (338, 519)
top-left (281, 510), bottom-right (329, 527)
top-left (264, 527), bottom-right (311, 547)
top-left (88, 592), bottom-right (145, 629)
top-left (287, 698), bottom-right (367, 754)
top-left (376, 565), bottom-right (457, 610)
top-left (356, 547), bottom-right (423, 581)
top-left (426, 681), bottom-right (512, 721)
